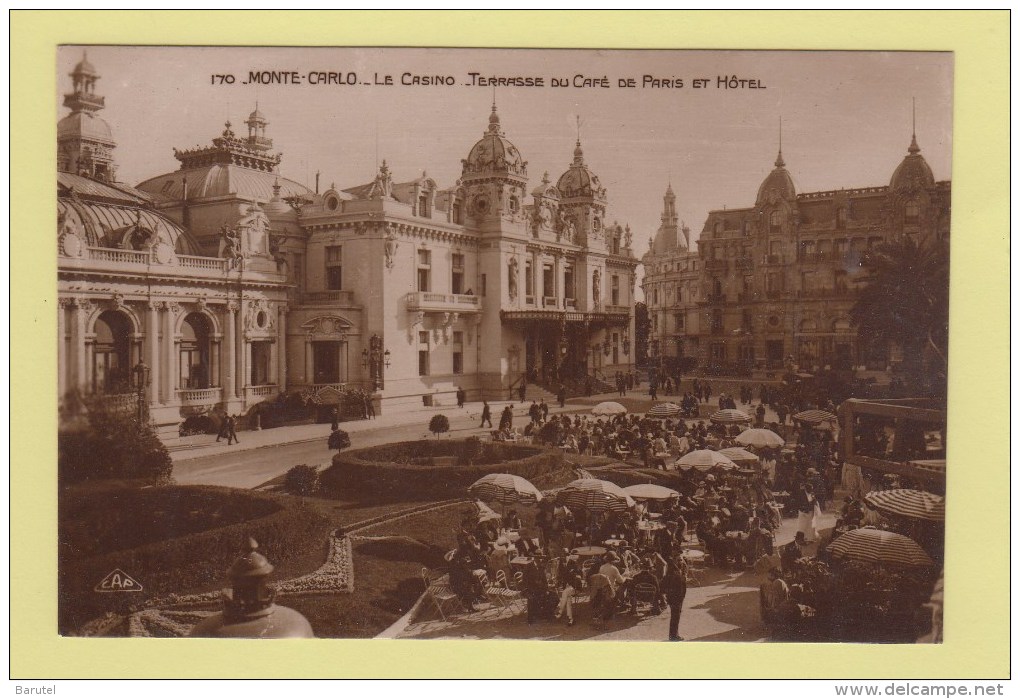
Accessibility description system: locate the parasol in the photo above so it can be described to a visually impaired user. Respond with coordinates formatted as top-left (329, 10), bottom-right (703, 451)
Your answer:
top-left (591, 401), bottom-right (627, 416)
top-left (468, 473), bottom-right (543, 506)
top-left (557, 478), bottom-right (636, 513)
top-left (674, 449), bottom-right (738, 472)
top-left (709, 409), bottom-right (753, 425)
top-left (734, 428), bottom-right (785, 449)
top-left (647, 402), bottom-right (681, 418)
top-left (718, 447), bottom-right (761, 465)
top-left (792, 409), bottom-right (838, 424)
top-left (864, 489), bottom-right (944, 522)
top-left (623, 483), bottom-right (680, 501)
top-left (827, 526), bottom-right (935, 568)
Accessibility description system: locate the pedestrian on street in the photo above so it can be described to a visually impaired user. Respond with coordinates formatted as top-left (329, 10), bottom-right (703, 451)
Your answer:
top-left (557, 384), bottom-right (566, 408)
top-left (480, 401), bottom-right (492, 428)
top-left (663, 559), bottom-right (688, 641)
top-left (225, 414), bottom-right (239, 445)
top-left (649, 382), bottom-right (658, 401)
top-left (456, 387), bottom-right (465, 409)
top-left (540, 399), bottom-right (549, 423)
top-left (519, 380), bottom-right (527, 404)
top-left (364, 394), bottom-right (375, 420)
top-left (215, 409), bottom-right (229, 442)
top-left (499, 405), bottom-right (514, 432)
top-left (330, 407), bottom-right (339, 432)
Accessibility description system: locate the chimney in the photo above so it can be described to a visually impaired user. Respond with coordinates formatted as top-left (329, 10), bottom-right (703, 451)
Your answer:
top-left (315, 170), bottom-right (320, 194)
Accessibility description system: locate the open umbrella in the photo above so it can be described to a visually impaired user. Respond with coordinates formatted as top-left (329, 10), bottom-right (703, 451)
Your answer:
top-left (591, 401), bottom-right (627, 416)
top-left (734, 428), bottom-right (785, 449)
top-left (792, 409), bottom-right (838, 424)
top-left (557, 478), bottom-right (635, 513)
top-left (864, 489), bottom-right (944, 522)
top-left (473, 500), bottom-right (503, 524)
top-left (719, 447), bottom-right (760, 465)
top-left (469, 473), bottom-right (543, 506)
top-left (709, 409), bottom-right (752, 425)
top-left (827, 527), bottom-right (935, 568)
top-left (647, 402), bottom-right (681, 418)
top-left (623, 483), bottom-right (679, 501)
top-left (675, 449), bottom-right (738, 472)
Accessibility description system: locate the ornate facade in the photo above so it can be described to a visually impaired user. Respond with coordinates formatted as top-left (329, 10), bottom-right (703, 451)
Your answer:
top-left (57, 58), bottom-right (638, 434)
top-left (643, 133), bottom-right (950, 377)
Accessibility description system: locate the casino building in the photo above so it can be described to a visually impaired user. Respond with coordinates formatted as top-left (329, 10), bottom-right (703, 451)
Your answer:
top-left (57, 56), bottom-right (638, 435)
top-left (642, 131), bottom-right (950, 377)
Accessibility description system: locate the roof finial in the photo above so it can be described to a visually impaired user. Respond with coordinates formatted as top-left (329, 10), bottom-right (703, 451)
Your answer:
top-left (775, 116), bottom-right (785, 168)
top-left (573, 116), bottom-right (584, 164)
top-left (908, 97), bottom-right (920, 154)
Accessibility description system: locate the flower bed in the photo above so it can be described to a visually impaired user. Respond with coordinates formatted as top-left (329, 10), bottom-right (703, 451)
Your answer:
top-left (320, 439), bottom-right (570, 499)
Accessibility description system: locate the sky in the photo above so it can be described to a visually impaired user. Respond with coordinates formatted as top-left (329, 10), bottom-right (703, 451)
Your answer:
top-left (59, 47), bottom-right (953, 296)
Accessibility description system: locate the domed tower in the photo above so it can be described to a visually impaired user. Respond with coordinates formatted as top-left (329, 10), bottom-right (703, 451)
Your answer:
top-left (555, 137), bottom-right (608, 249)
top-left (460, 102), bottom-right (529, 233)
top-left (58, 52), bottom-right (117, 182)
top-left (886, 114), bottom-right (938, 238)
top-left (650, 183), bottom-right (686, 254)
top-left (245, 104), bottom-right (273, 152)
top-left (755, 128), bottom-right (798, 237)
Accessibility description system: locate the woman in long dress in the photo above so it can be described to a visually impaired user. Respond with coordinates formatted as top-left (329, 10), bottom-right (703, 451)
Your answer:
top-left (795, 483), bottom-right (818, 543)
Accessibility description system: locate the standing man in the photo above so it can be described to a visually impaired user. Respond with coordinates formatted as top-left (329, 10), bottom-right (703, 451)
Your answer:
top-left (456, 387), bottom-right (465, 409)
top-left (480, 400), bottom-right (492, 428)
top-left (215, 408), bottom-right (229, 442)
top-left (557, 384), bottom-right (567, 408)
top-left (499, 404), bottom-right (514, 432)
top-left (539, 398), bottom-right (549, 423)
top-left (330, 407), bottom-right (340, 432)
top-left (364, 394), bottom-right (376, 420)
top-left (663, 558), bottom-right (688, 641)
top-left (519, 378), bottom-right (527, 404)
top-left (649, 381), bottom-right (658, 401)
top-left (225, 414), bottom-right (239, 445)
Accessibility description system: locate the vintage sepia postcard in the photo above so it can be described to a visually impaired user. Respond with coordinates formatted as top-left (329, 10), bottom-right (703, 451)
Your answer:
top-left (10, 9), bottom-right (1010, 682)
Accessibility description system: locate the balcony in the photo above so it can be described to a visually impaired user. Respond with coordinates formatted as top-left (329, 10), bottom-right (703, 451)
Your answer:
top-left (244, 385), bottom-right (278, 401)
top-left (605, 304), bottom-right (630, 315)
top-left (404, 291), bottom-right (481, 313)
top-left (543, 296), bottom-right (558, 308)
top-left (705, 259), bottom-right (728, 271)
top-left (302, 290), bottom-right (356, 305)
top-left (177, 387), bottom-right (224, 406)
top-left (797, 287), bottom-right (850, 299)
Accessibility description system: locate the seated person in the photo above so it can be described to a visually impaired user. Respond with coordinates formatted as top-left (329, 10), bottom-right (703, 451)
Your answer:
top-left (627, 563), bottom-right (663, 615)
top-left (587, 572), bottom-right (617, 622)
top-left (504, 509), bottom-right (523, 531)
top-left (780, 534), bottom-right (804, 573)
top-left (760, 567), bottom-right (791, 626)
top-left (448, 553), bottom-right (484, 611)
top-left (554, 561), bottom-right (583, 626)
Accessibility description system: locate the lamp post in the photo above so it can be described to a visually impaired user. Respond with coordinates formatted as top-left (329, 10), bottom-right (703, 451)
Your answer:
top-left (132, 360), bottom-right (150, 423)
top-left (361, 334), bottom-right (390, 392)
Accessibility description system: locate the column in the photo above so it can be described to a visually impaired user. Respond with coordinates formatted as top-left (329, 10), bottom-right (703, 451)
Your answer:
top-left (210, 337), bottom-right (221, 389)
top-left (235, 304), bottom-right (246, 399)
top-left (57, 299), bottom-right (68, 398)
top-left (305, 340), bottom-right (314, 386)
top-left (147, 302), bottom-right (161, 404)
top-left (277, 305), bottom-right (288, 391)
top-left (162, 302), bottom-right (178, 402)
top-left (553, 254), bottom-right (563, 309)
top-left (224, 302), bottom-right (237, 399)
top-left (73, 298), bottom-right (89, 391)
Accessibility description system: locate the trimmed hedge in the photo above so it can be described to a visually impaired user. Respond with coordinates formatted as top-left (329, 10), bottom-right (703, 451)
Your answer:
top-left (59, 485), bottom-right (332, 634)
top-left (320, 439), bottom-right (568, 499)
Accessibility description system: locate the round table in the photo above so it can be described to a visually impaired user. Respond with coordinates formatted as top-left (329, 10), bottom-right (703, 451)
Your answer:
top-left (602, 539), bottom-right (628, 548)
top-left (571, 546), bottom-right (607, 559)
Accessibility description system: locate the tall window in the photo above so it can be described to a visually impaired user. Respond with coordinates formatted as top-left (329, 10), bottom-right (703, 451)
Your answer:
top-left (543, 264), bottom-right (554, 302)
top-left (452, 331), bottom-right (464, 375)
top-left (326, 245), bottom-right (342, 290)
top-left (836, 207), bottom-right (847, 227)
top-left (481, 274), bottom-right (486, 297)
top-left (742, 309), bottom-right (753, 331)
top-left (711, 342), bottom-right (726, 361)
top-left (179, 313), bottom-right (211, 390)
top-left (94, 310), bottom-right (131, 393)
top-left (611, 275), bottom-right (620, 305)
top-left (675, 313), bottom-right (685, 331)
top-left (563, 265), bottom-right (574, 300)
top-left (769, 210), bottom-right (782, 229)
top-left (418, 331), bottom-right (430, 376)
top-left (418, 193), bottom-right (431, 218)
top-left (293, 252), bottom-right (304, 293)
top-left (250, 341), bottom-right (272, 386)
top-left (525, 259), bottom-right (534, 299)
top-left (451, 253), bottom-right (465, 294)
top-left (417, 249), bottom-right (431, 292)
top-left (905, 200), bottom-right (919, 223)
top-left (452, 200), bottom-right (463, 225)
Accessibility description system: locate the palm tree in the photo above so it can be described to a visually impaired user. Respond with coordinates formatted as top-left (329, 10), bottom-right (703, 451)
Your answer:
top-left (850, 236), bottom-right (949, 395)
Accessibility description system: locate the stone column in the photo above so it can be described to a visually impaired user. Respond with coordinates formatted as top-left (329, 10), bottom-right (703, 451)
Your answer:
top-left (73, 298), bottom-right (90, 391)
top-left (163, 302), bottom-right (179, 403)
top-left (553, 253), bottom-right (563, 310)
top-left (146, 301), bottom-right (161, 404)
top-left (210, 336), bottom-right (222, 389)
top-left (277, 305), bottom-right (288, 391)
top-left (305, 340), bottom-right (314, 386)
top-left (224, 302), bottom-right (237, 399)
top-left (57, 299), bottom-right (68, 398)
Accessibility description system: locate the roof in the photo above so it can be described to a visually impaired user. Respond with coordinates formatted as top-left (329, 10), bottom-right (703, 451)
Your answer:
top-left (58, 111), bottom-right (113, 142)
top-left (58, 172), bottom-right (153, 205)
top-left (461, 105), bottom-right (527, 180)
top-left (136, 164), bottom-right (313, 203)
top-left (58, 194), bottom-right (198, 254)
top-left (556, 141), bottom-right (606, 201)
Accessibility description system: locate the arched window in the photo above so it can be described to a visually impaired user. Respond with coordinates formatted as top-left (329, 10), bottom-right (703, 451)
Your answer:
top-left (769, 210), bottom-right (782, 229)
top-left (93, 311), bottom-right (131, 394)
top-left (905, 200), bottom-right (919, 223)
top-left (180, 313), bottom-right (212, 389)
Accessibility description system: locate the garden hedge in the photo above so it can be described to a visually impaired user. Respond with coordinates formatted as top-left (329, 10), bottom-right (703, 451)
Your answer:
top-left (58, 485), bottom-right (332, 634)
top-left (320, 439), bottom-right (569, 499)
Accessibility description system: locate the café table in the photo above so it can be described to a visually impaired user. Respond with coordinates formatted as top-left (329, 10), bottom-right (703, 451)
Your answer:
top-left (570, 545), bottom-right (607, 560)
top-left (602, 538), bottom-right (628, 548)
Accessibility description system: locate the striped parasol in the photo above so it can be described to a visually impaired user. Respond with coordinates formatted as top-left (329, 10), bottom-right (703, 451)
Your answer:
top-left (623, 483), bottom-right (680, 501)
top-left (864, 489), bottom-right (944, 522)
top-left (675, 449), bottom-right (738, 472)
top-left (827, 527), bottom-right (935, 568)
top-left (734, 428), bottom-right (785, 449)
top-left (719, 447), bottom-right (761, 465)
top-left (468, 473), bottom-right (543, 506)
top-left (647, 402), bottom-right (681, 418)
top-left (556, 478), bottom-right (635, 513)
top-left (909, 459), bottom-right (947, 475)
top-left (710, 409), bottom-right (753, 425)
top-left (792, 409), bottom-right (838, 424)
top-left (591, 401), bottom-right (627, 416)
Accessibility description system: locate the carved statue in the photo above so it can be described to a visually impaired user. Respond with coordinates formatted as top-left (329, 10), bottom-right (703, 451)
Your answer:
top-left (237, 203), bottom-right (270, 256)
top-left (219, 223), bottom-right (243, 267)
top-left (508, 256), bottom-right (519, 301)
top-left (592, 268), bottom-right (601, 309)
top-left (384, 231), bottom-right (399, 270)
top-left (624, 224), bottom-right (632, 249)
top-left (556, 208), bottom-right (576, 242)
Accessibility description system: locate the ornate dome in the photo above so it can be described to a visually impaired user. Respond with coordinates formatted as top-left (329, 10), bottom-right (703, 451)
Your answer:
top-left (556, 140), bottom-right (606, 201)
top-left (73, 55), bottom-right (98, 78)
top-left (531, 171), bottom-right (559, 199)
top-left (889, 134), bottom-right (935, 191)
top-left (136, 165), bottom-right (312, 203)
top-left (756, 149), bottom-right (796, 205)
top-left (58, 111), bottom-right (113, 142)
top-left (462, 104), bottom-right (527, 179)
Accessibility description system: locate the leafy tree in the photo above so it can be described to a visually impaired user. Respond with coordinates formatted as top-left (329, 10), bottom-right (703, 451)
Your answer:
top-left (328, 428), bottom-right (351, 452)
top-left (634, 301), bottom-right (650, 368)
top-left (850, 237), bottom-right (949, 395)
top-left (58, 392), bottom-right (173, 485)
top-left (428, 414), bottom-right (451, 438)
top-left (458, 435), bottom-right (483, 465)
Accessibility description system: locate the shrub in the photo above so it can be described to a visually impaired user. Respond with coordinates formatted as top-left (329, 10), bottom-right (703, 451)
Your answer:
top-left (59, 393), bottom-right (173, 485)
top-left (428, 414), bottom-right (450, 438)
top-left (284, 464), bottom-right (320, 496)
top-left (458, 435), bottom-right (483, 465)
top-left (328, 428), bottom-right (352, 452)
top-left (536, 420), bottom-right (563, 446)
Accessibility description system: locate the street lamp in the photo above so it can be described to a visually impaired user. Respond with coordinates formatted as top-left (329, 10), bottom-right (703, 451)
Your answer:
top-left (132, 360), bottom-right (150, 422)
top-left (361, 334), bottom-right (388, 391)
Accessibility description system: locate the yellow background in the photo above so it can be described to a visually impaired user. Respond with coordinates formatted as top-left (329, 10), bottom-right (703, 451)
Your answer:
top-left (11, 10), bottom-right (1009, 679)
